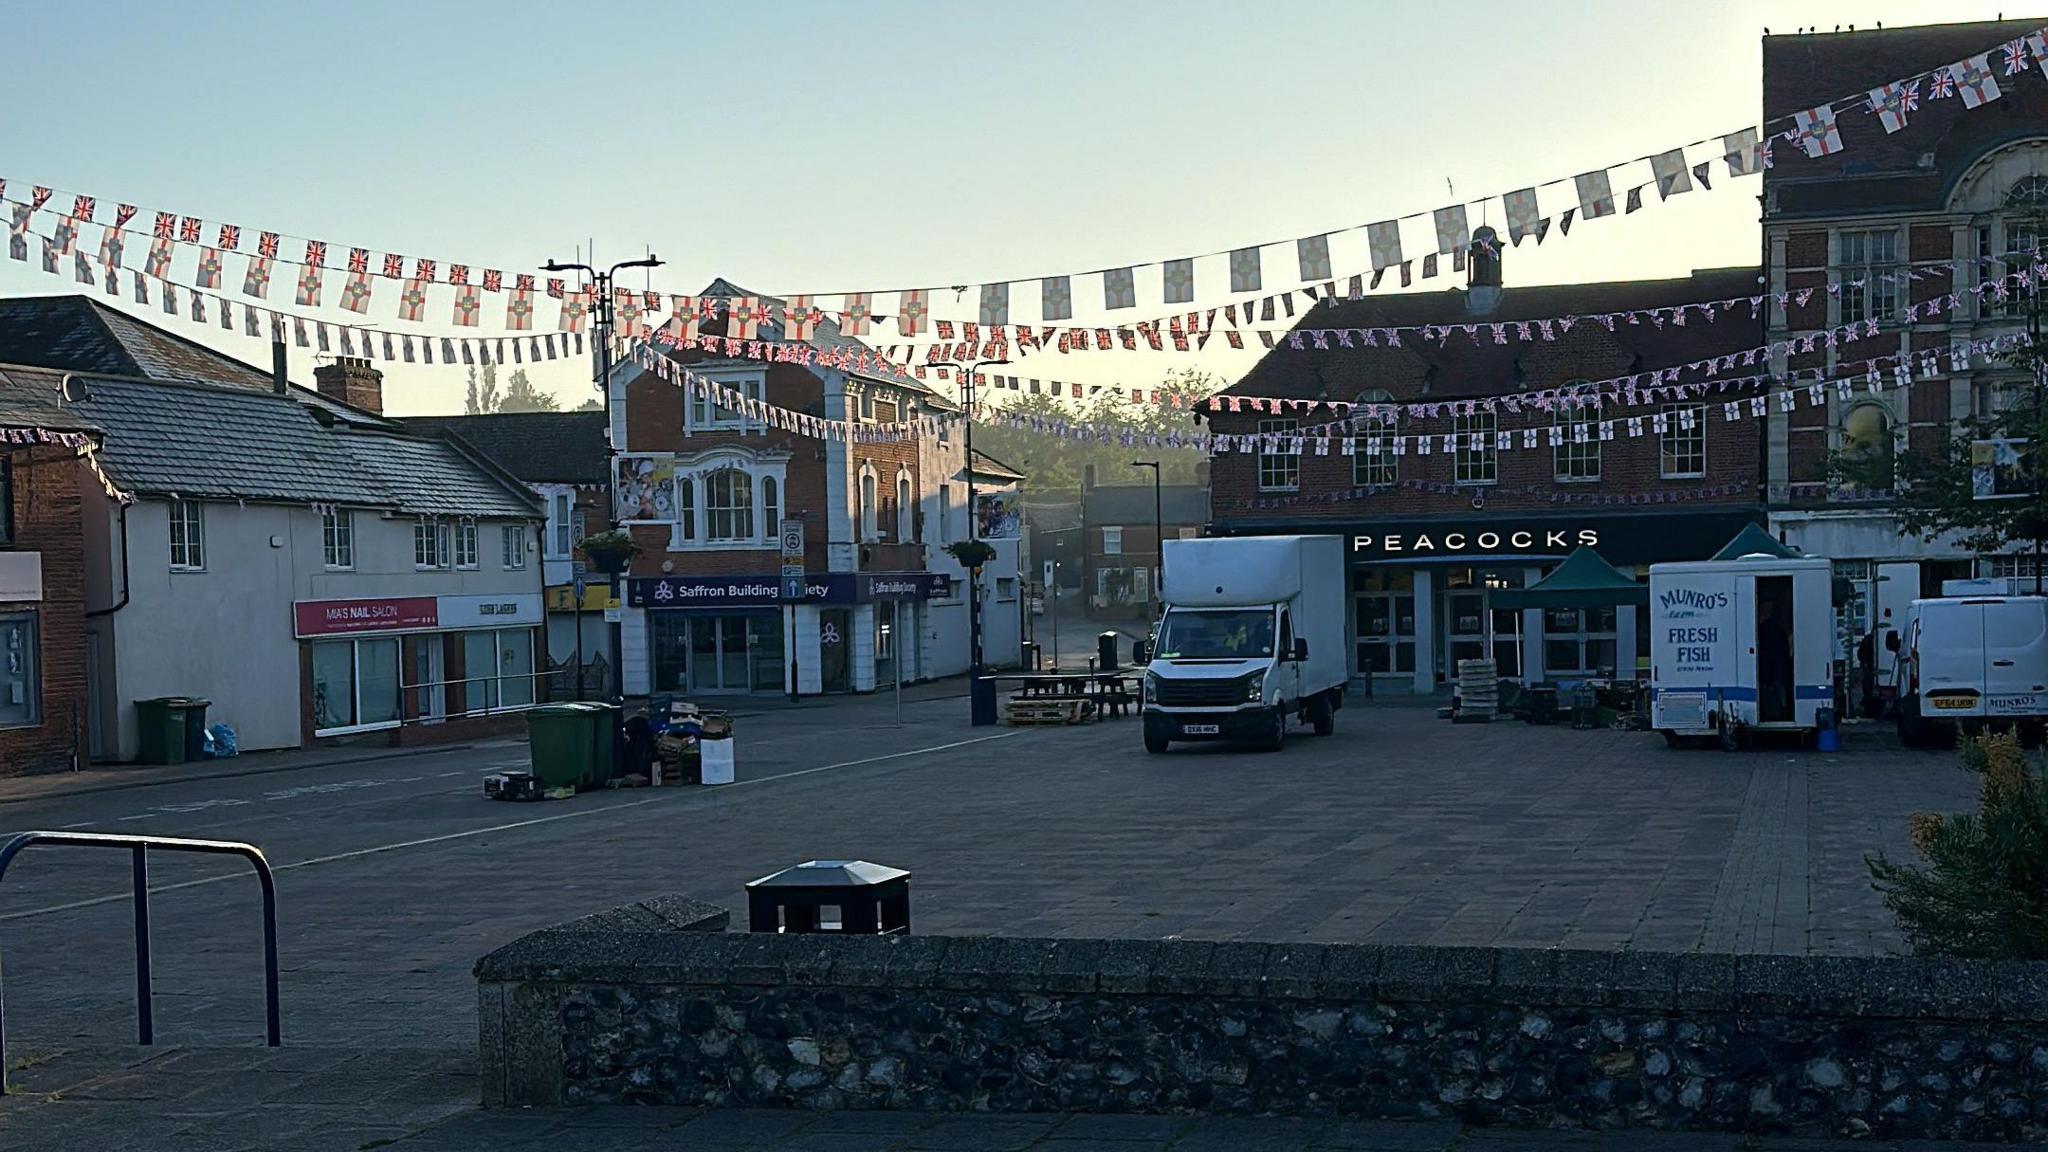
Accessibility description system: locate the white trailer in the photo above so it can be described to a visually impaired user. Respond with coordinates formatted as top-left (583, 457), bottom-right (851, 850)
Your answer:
top-left (1649, 556), bottom-right (1834, 745)
top-left (1140, 535), bottom-right (1347, 753)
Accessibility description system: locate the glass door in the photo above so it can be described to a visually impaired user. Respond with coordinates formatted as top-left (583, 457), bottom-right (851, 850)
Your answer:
top-left (414, 637), bottom-right (445, 722)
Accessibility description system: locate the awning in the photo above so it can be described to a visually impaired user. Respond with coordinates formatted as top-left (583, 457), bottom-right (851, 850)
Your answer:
top-left (1711, 522), bottom-right (1800, 560)
top-left (1492, 545), bottom-right (1649, 610)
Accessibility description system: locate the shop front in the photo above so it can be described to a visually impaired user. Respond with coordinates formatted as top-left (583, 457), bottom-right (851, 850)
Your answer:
top-left (1233, 508), bottom-right (1760, 695)
top-left (293, 592), bottom-right (544, 739)
top-left (627, 572), bottom-right (949, 697)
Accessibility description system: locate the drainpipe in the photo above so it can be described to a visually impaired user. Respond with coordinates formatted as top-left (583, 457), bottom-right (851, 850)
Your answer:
top-left (84, 500), bottom-right (130, 618)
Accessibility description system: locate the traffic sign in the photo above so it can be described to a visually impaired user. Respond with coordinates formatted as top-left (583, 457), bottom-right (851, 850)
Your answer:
top-left (781, 562), bottom-right (806, 602)
top-left (780, 518), bottom-right (805, 560)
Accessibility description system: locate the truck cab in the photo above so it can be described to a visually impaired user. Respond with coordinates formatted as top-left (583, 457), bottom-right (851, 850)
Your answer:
top-left (1139, 535), bottom-right (1346, 754)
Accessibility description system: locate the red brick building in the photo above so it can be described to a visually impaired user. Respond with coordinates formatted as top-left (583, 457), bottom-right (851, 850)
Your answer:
top-left (1761, 19), bottom-right (2048, 681)
top-left (1207, 248), bottom-right (1765, 694)
top-left (0, 395), bottom-right (98, 774)
top-left (609, 280), bottom-right (1022, 697)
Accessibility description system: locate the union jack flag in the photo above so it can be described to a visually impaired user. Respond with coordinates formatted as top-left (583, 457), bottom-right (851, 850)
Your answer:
top-left (28, 186), bottom-right (51, 211)
top-left (154, 212), bottom-right (175, 239)
top-left (114, 204), bottom-right (137, 227)
top-left (2005, 38), bottom-right (2030, 76)
top-left (382, 253), bottom-right (404, 279)
top-left (178, 216), bottom-right (200, 243)
top-left (1930, 68), bottom-right (1957, 98)
top-left (514, 273), bottom-right (535, 292)
top-left (71, 195), bottom-right (94, 222)
top-left (546, 277), bottom-right (564, 299)
top-left (217, 224), bottom-right (240, 251)
top-left (1868, 79), bottom-right (1919, 134)
top-left (304, 240), bottom-right (327, 267)
top-left (482, 269), bottom-right (502, 292)
top-left (257, 231), bottom-right (279, 259)
top-left (414, 258), bottom-right (436, 282)
top-left (447, 263), bottom-right (469, 285)
top-left (347, 247), bottom-right (369, 273)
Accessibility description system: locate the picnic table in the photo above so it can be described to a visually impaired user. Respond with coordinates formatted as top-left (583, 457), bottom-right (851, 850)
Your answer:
top-left (990, 670), bottom-right (1143, 718)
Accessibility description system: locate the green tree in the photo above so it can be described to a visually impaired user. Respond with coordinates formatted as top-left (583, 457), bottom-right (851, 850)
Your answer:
top-left (574, 397), bottom-right (603, 412)
top-left (499, 369), bottom-right (560, 413)
top-left (1831, 335), bottom-right (2048, 559)
top-left (464, 361), bottom-right (500, 415)
top-left (1869, 730), bottom-right (2048, 957)
top-left (975, 367), bottom-right (1218, 491)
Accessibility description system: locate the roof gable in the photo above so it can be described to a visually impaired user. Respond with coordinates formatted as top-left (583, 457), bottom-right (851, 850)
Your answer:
top-left (0, 295), bottom-right (276, 390)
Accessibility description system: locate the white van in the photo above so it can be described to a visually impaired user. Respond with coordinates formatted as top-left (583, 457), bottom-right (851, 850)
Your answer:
top-left (1891, 595), bottom-right (2048, 745)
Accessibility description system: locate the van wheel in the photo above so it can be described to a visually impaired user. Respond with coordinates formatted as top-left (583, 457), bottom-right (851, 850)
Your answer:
top-left (2023, 721), bottom-right (2046, 750)
top-left (1308, 693), bottom-right (1335, 737)
top-left (1144, 729), bottom-right (1170, 754)
top-left (1263, 707), bottom-right (1287, 753)
top-left (1897, 697), bottom-right (1928, 748)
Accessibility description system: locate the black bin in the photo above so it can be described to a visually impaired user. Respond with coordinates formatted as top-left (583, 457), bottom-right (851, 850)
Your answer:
top-left (183, 698), bottom-right (211, 761)
top-left (1097, 632), bottom-right (1119, 673)
top-left (746, 859), bottom-right (910, 935)
top-left (970, 675), bottom-right (998, 726)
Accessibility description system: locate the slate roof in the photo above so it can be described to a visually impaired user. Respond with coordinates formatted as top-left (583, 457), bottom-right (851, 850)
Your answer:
top-left (1083, 483), bottom-right (1209, 526)
top-left (0, 295), bottom-right (277, 390)
top-left (1763, 19), bottom-right (2048, 218)
top-left (1224, 267), bottom-right (1764, 404)
top-left (969, 449), bottom-right (1025, 483)
top-left (0, 366), bottom-right (537, 517)
top-left (403, 412), bottom-right (611, 485)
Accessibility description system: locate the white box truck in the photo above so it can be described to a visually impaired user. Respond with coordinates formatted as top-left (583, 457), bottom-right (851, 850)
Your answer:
top-left (1890, 595), bottom-right (2048, 745)
top-left (1648, 556), bottom-right (1834, 746)
top-left (1138, 536), bottom-right (1347, 753)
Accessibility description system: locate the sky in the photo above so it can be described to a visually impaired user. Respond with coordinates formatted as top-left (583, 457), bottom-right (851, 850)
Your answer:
top-left (0, 0), bottom-right (2025, 416)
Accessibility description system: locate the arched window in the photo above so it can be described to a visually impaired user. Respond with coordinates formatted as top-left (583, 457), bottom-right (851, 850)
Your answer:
top-left (859, 467), bottom-right (878, 540)
top-left (897, 472), bottom-right (914, 542)
top-left (676, 476), bottom-right (696, 540)
top-left (761, 476), bottom-right (779, 536)
top-left (705, 468), bottom-right (754, 541)
top-left (1842, 404), bottom-right (1894, 490)
top-left (1351, 389), bottom-right (1397, 487)
top-left (1552, 384), bottom-right (1600, 482)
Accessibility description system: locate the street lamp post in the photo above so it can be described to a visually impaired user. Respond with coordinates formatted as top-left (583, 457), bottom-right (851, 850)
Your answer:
top-left (1131, 460), bottom-right (1162, 615)
top-left (542, 254), bottom-right (664, 715)
top-left (962, 357), bottom-right (1010, 680)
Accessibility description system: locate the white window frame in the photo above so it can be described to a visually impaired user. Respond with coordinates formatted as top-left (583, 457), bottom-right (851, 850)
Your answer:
top-left (1552, 394), bottom-right (1600, 483)
top-left (322, 508), bottom-right (354, 570)
top-left (1837, 227), bottom-right (1902, 327)
top-left (168, 499), bottom-right (205, 571)
top-left (454, 517), bottom-right (480, 570)
top-left (501, 525), bottom-right (526, 570)
top-left (1660, 403), bottom-right (1707, 479)
top-left (704, 468), bottom-right (756, 542)
top-left (859, 464), bottom-right (879, 542)
top-left (687, 369), bottom-right (767, 432)
top-left (1351, 408), bottom-right (1397, 487)
top-left (1101, 525), bottom-right (1123, 556)
top-left (666, 452), bottom-right (789, 552)
top-left (546, 490), bottom-right (574, 557)
top-left (1257, 418), bottom-right (1300, 491)
top-left (415, 516), bottom-right (451, 570)
top-left (896, 469), bottom-right (914, 543)
top-left (1453, 411), bottom-right (1497, 486)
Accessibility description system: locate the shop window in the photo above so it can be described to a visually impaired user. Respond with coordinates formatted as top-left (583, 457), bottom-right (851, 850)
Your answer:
top-left (1257, 418), bottom-right (1299, 491)
top-left (311, 636), bottom-right (400, 733)
top-left (1352, 568), bottom-right (1415, 674)
top-left (0, 611), bottom-right (38, 728)
top-left (897, 472), bottom-right (914, 542)
top-left (1543, 606), bottom-right (1617, 677)
top-left (501, 525), bottom-right (525, 570)
top-left (1660, 404), bottom-right (1706, 478)
top-left (1453, 410), bottom-right (1496, 486)
top-left (1553, 390), bottom-right (1599, 482)
top-left (169, 499), bottom-right (205, 571)
top-left (1101, 525), bottom-right (1123, 555)
top-left (1352, 390), bottom-right (1398, 487)
top-left (454, 518), bottom-right (480, 569)
top-left (1838, 228), bottom-right (1900, 326)
top-left (705, 468), bottom-right (755, 541)
top-left (0, 456), bottom-right (13, 546)
top-left (322, 508), bottom-right (353, 569)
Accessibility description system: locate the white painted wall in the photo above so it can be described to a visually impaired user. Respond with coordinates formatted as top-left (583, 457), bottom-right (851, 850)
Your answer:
top-left (102, 498), bottom-right (541, 759)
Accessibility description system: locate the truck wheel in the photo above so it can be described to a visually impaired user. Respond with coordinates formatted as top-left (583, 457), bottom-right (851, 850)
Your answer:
top-left (1660, 729), bottom-right (1686, 750)
top-left (1308, 693), bottom-right (1335, 736)
top-left (1144, 729), bottom-right (1170, 754)
top-left (1263, 706), bottom-right (1287, 753)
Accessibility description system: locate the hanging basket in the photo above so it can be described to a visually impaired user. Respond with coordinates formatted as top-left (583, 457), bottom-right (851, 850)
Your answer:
top-left (946, 539), bottom-right (997, 572)
top-left (580, 530), bottom-right (639, 575)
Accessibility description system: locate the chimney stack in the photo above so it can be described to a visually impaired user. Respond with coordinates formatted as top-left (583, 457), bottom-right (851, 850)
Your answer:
top-left (313, 357), bottom-right (384, 415)
top-left (270, 340), bottom-right (290, 395)
top-left (1465, 225), bottom-right (1503, 316)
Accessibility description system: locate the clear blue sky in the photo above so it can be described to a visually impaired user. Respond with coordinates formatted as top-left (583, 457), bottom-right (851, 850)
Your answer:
top-left (0, 0), bottom-right (2018, 414)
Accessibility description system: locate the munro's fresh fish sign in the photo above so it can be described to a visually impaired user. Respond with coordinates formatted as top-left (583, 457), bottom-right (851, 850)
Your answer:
top-left (1654, 581), bottom-right (1735, 676)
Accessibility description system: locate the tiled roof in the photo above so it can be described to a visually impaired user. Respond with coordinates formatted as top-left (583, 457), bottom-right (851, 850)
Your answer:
top-left (1083, 484), bottom-right (1209, 525)
top-left (403, 412), bottom-right (610, 485)
top-left (0, 295), bottom-right (276, 389)
top-left (970, 449), bottom-right (1025, 482)
top-left (1225, 267), bottom-right (1764, 403)
top-left (0, 367), bottom-right (537, 517)
top-left (1763, 19), bottom-right (2048, 217)
top-left (0, 369), bottom-right (99, 434)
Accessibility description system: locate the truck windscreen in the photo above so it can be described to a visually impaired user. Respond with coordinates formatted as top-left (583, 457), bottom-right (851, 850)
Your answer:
top-left (1155, 609), bottom-right (1275, 659)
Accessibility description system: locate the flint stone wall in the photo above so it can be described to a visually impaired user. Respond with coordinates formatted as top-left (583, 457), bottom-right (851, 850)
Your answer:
top-left (475, 925), bottom-right (2048, 1142)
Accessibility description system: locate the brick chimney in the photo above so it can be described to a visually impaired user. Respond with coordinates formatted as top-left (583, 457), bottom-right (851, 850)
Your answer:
top-left (314, 357), bottom-right (383, 414)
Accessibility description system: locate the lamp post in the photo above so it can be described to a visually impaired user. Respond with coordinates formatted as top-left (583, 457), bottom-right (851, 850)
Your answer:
top-left (542, 254), bottom-right (663, 715)
top-left (963, 357), bottom-right (1010, 680)
top-left (1130, 460), bottom-right (1162, 615)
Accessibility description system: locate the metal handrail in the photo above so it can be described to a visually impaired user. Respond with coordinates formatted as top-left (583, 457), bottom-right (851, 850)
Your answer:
top-left (0, 831), bottom-right (280, 1093)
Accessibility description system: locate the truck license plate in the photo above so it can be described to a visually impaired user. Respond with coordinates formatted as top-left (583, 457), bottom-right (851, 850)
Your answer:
top-left (1988, 694), bottom-right (2041, 716)
top-left (1929, 695), bottom-right (1976, 711)
top-left (1182, 724), bottom-right (1220, 735)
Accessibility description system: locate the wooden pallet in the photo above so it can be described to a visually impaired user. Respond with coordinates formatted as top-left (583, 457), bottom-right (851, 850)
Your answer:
top-left (1004, 697), bottom-right (1096, 726)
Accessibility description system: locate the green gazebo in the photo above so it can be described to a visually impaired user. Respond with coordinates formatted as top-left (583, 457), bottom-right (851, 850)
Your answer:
top-left (1711, 522), bottom-right (1800, 561)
